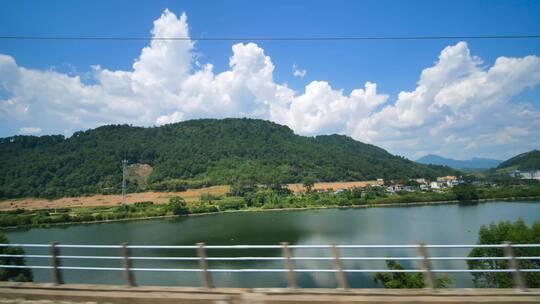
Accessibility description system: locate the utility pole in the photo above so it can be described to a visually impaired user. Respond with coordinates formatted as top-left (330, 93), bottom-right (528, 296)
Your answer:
top-left (121, 159), bottom-right (128, 207)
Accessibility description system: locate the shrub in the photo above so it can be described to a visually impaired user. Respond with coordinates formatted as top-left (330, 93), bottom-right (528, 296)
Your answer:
top-left (168, 196), bottom-right (189, 215)
top-left (453, 184), bottom-right (479, 201)
top-left (190, 203), bottom-right (219, 214)
top-left (218, 198), bottom-right (245, 211)
top-left (200, 193), bottom-right (223, 202)
top-left (133, 201), bottom-right (154, 208)
top-left (374, 260), bottom-right (451, 288)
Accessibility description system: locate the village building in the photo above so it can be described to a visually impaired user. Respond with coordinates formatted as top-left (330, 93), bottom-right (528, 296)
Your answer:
top-left (386, 184), bottom-right (403, 193)
top-left (415, 178), bottom-right (428, 184)
top-left (512, 170), bottom-right (540, 181)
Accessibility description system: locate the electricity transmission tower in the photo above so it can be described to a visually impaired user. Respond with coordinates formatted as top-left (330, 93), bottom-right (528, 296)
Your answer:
top-left (121, 159), bottom-right (128, 206)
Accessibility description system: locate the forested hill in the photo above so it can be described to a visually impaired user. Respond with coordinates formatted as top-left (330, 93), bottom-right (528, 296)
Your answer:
top-left (0, 118), bottom-right (457, 199)
top-left (497, 150), bottom-right (540, 170)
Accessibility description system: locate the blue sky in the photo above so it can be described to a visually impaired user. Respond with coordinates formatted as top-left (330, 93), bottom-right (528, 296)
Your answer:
top-left (1, 0), bottom-right (539, 160)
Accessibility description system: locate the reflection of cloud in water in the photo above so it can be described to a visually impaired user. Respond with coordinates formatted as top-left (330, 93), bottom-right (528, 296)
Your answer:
top-left (294, 233), bottom-right (466, 287)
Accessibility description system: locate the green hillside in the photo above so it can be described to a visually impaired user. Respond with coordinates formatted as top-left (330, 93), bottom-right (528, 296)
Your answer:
top-left (497, 150), bottom-right (540, 171)
top-left (0, 118), bottom-right (456, 199)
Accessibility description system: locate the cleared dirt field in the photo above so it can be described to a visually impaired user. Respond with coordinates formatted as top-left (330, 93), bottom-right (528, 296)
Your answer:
top-left (0, 181), bottom-right (382, 211)
top-left (286, 180), bottom-right (382, 193)
top-left (0, 185), bottom-right (230, 211)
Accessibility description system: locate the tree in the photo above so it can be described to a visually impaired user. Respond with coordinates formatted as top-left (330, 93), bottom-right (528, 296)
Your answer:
top-left (229, 174), bottom-right (256, 197)
top-left (467, 219), bottom-right (540, 288)
top-left (168, 196), bottom-right (189, 215)
top-left (404, 180), bottom-right (419, 187)
top-left (373, 260), bottom-right (451, 288)
top-left (302, 175), bottom-right (316, 193)
top-left (452, 183), bottom-right (479, 201)
top-left (0, 233), bottom-right (32, 282)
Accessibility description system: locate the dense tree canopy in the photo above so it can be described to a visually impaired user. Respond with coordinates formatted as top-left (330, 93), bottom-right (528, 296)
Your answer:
top-left (0, 233), bottom-right (32, 282)
top-left (497, 150), bottom-right (540, 170)
top-left (452, 184), bottom-right (479, 201)
top-left (467, 219), bottom-right (540, 288)
top-left (0, 118), bottom-right (456, 199)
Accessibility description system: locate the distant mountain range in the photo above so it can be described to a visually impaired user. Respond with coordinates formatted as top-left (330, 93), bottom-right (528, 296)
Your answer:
top-left (416, 154), bottom-right (502, 170)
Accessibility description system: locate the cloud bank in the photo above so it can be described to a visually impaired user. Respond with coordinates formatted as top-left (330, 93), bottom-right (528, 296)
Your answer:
top-left (1, 9), bottom-right (539, 159)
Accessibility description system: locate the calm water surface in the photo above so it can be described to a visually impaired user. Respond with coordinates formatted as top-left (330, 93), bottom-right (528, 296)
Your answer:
top-left (6, 201), bottom-right (540, 288)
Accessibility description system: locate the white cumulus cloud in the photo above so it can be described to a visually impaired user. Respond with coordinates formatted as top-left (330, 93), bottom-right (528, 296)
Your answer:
top-left (351, 42), bottom-right (540, 159)
top-left (0, 9), bottom-right (539, 159)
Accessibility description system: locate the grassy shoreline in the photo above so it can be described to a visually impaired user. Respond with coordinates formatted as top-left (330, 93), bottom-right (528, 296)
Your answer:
top-left (2, 195), bottom-right (539, 231)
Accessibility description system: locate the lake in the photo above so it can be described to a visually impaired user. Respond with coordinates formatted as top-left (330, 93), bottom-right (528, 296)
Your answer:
top-left (5, 200), bottom-right (540, 288)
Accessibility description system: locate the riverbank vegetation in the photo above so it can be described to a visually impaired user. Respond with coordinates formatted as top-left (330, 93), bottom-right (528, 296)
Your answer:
top-left (374, 218), bottom-right (540, 288)
top-left (0, 233), bottom-right (32, 282)
top-left (1, 180), bottom-right (539, 229)
top-left (374, 260), bottom-right (451, 288)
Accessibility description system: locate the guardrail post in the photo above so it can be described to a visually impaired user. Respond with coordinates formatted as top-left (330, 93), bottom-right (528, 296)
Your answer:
top-left (417, 243), bottom-right (435, 289)
top-left (331, 244), bottom-right (349, 290)
top-left (281, 242), bottom-right (298, 289)
top-left (504, 242), bottom-right (527, 291)
top-left (197, 242), bottom-right (213, 289)
top-left (49, 242), bottom-right (63, 285)
top-left (121, 242), bottom-right (135, 287)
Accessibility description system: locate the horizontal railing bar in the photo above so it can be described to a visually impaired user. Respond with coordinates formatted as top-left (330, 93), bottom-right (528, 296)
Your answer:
top-left (196, 244), bottom-right (540, 249)
top-left (516, 256), bottom-right (540, 260)
top-left (204, 245), bottom-right (284, 249)
top-left (0, 244), bottom-right (122, 249)
top-left (66, 268), bottom-right (540, 273)
top-left (132, 267), bottom-right (202, 272)
top-left (59, 255), bottom-right (123, 260)
top-left (2, 254), bottom-right (540, 261)
top-left (0, 254), bottom-right (52, 259)
top-left (0, 264), bottom-right (539, 273)
top-left (0, 265), bottom-right (53, 269)
top-left (0, 244), bottom-right (51, 248)
top-left (57, 244), bottom-right (124, 249)
top-left (1, 254), bottom-right (539, 261)
top-left (432, 269), bottom-right (540, 273)
top-left (126, 245), bottom-right (199, 249)
top-left (0, 254), bottom-right (125, 260)
top-left (428, 256), bottom-right (540, 260)
top-left (131, 256), bottom-right (200, 261)
top-left (207, 257), bottom-right (281, 261)
top-left (424, 244), bottom-right (540, 248)
top-left (60, 266), bottom-right (124, 271)
top-left (2, 243), bottom-right (540, 249)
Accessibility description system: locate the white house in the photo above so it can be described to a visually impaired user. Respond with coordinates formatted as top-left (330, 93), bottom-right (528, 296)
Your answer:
top-left (430, 181), bottom-right (441, 189)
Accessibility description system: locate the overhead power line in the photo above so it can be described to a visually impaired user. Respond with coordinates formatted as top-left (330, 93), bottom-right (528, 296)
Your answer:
top-left (0, 34), bottom-right (539, 42)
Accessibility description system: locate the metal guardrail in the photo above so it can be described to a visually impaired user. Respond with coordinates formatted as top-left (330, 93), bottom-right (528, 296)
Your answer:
top-left (0, 242), bottom-right (539, 290)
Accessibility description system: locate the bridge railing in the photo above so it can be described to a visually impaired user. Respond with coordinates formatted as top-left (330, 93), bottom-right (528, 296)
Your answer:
top-left (0, 242), bottom-right (539, 290)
